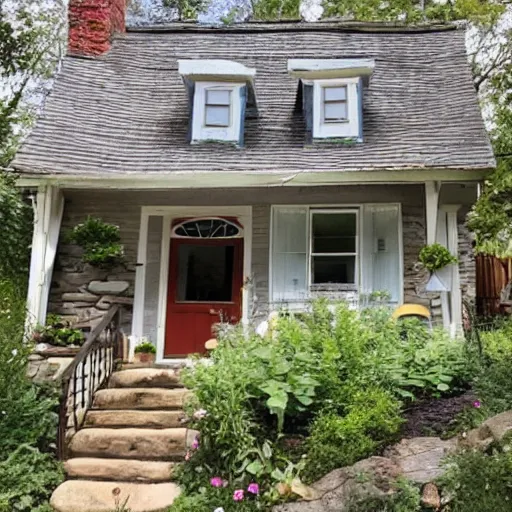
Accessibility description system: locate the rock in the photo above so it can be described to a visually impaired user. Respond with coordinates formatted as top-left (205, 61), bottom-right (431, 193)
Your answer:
top-left (462, 410), bottom-right (512, 450)
top-left (273, 457), bottom-right (401, 512)
top-left (62, 292), bottom-right (99, 303)
top-left (88, 280), bottom-right (129, 295)
top-left (68, 427), bottom-right (196, 460)
top-left (421, 483), bottom-right (441, 510)
top-left (93, 388), bottom-right (191, 410)
top-left (84, 410), bottom-right (186, 429)
top-left (64, 458), bottom-right (176, 482)
top-left (50, 480), bottom-right (180, 512)
top-left (384, 437), bottom-right (457, 483)
top-left (109, 369), bottom-right (182, 389)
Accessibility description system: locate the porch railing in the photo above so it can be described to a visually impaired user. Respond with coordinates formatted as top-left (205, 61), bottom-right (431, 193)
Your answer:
top-left (57, 305), bottom-right (122, 459)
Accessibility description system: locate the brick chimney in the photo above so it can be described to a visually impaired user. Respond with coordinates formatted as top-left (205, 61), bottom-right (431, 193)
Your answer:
top-left (68, 0), bottom-right (126, 56)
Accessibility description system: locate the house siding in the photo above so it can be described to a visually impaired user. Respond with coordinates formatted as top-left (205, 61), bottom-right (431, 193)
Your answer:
top-left (50, 185), bottom-right (475, 333)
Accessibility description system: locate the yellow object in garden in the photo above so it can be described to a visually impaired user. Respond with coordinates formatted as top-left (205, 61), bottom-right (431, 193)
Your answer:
top-left (392, 304), bottom-right (431, 320)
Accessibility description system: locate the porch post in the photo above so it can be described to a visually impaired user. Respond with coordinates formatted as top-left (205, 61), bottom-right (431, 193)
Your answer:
top-left (443, 205), bottom-right (462, 336)
top-left (425, 181), bottom-right (440, 245)
top-left (26, 185), bottom-right (64, 331)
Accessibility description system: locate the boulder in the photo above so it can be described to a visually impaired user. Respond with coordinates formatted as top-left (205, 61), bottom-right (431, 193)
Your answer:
top-left (84, 410), bottom-right (186, 429)
top-left (462, 410), bottom-right (512, 450)
top-left (383, 437), bottom-right (457, 483)
top-left (273, 457), bottom-right (401, 512)
top-left (421, 483), bottom-right (441, 510)
top-left (109, 369), bottom-right (182, 389)
top-left (88, 280), bottom-right (129, 295)
top-left (93, 388), bottom-right (190, 410)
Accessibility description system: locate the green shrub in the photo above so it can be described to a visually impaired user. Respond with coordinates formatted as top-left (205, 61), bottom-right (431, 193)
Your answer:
top-left (441, 449), bottom-right (512, 512)
top-left (304, 387), bottom-right (402, 482)
top-left (32, 314), bottom-right (85, 347)
top-left (0, 445), bottom-right (63, 512)
top-left (419, 243), bottom-right (458, 271)
top-left (134, 341), bottom-right (156, 354)
top-left (67, 216), bottom-right (124, 269)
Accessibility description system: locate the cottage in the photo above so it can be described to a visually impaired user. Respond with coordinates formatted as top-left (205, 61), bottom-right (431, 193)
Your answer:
top-left (12, 0), bottom-right (495, 363)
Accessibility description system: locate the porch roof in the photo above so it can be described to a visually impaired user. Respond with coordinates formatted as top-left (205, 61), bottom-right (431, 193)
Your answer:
top-left (12, 21), bottom-right (495, 177)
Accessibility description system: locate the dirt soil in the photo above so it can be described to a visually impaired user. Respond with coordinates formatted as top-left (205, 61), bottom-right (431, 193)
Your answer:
top-left (401, 391), bottom-right (476, 438)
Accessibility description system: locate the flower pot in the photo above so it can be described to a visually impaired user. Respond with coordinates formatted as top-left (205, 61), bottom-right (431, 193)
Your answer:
top-left (134, 352), bottom-right (156, 364)
top-left (425, 270), bottom-right (449, 293)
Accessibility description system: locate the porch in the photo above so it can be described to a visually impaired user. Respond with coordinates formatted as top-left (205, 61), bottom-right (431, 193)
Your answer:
top-left (28, 182), bottom-right (477, 363)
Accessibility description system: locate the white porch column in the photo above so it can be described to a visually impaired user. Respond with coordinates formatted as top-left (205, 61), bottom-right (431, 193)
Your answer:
top-left (26, 186), bottom-right (64, 331)
top-left (425, 181), bottom-right (441, 245)
top-left (442, 204), bottom-right (462, 336)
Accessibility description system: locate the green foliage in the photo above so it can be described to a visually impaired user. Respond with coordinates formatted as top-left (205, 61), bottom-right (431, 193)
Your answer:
top-left (67, 216), bottom-right (124, 269)
top-left (418, 243), bottom-right (458, 272)
top-left (32, 314), bottom-right (85, 347)
top-left (441, 448), bottom-right (512, 512)
top-left (0, 279), bottom-right (63, 511)
top-left (0, 173), bottom-right (32, 282)
top-left (346, 478), bottom-right (421, 512)
top-left (305, 387), bottom-right (402, 481)
top-left (134, 341), bottom-right (156, 354)
top-left (252, 0), bottom-right (300, 20)
top-left (0, 445), bottom-right (63, 512)
top-left (162, 0), bottom-right (209, 20)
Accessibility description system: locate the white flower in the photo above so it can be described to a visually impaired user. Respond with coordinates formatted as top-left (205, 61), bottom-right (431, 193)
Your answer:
top-left (193, 409), bottom-right (208, 420)
top-left (214, 508), bottom-right (225, 512)
top-left (11, 349), bottom-right (18, 357)
top-left (300, 0), bottom-right (324, 22)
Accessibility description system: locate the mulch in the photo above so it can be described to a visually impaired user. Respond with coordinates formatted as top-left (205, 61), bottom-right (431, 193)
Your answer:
top-left (401, 391), bottom-right (477, 438)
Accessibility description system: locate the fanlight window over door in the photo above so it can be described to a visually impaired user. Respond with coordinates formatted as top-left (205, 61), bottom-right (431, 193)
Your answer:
top-left (172, 218), bottom-right (242, 239)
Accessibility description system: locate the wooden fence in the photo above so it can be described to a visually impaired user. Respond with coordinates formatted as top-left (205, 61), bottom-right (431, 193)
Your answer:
top-left (475, 255), bottom-right (512, 317)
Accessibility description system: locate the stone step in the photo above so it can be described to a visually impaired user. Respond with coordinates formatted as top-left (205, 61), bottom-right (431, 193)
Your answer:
top-left (64, 458), bottom-right (176, 482)
top-left (109, 368), bottom-right (183, 389)
top-left (50, 480), bottom-right (181, 512)
top-left (92, 388), bottom-right (190, 410)
top-left (84, 409), bottom-right (187, 429)
top-left (68, 427), bottom-right (197, 460)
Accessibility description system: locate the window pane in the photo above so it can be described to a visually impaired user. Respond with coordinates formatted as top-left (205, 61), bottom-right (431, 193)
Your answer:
top-left (176, 244), bottom-right (234, 302)
top-left (206, 90), bottom-right (231, 105)
top-left (312, 255), bottom-right (356, 284)
top-left (324, 102), bottom-right (347, 121)
top-left (324, 86), bottom-right (346, 102)
top-left (205, 105), bottom-right (230, 126)
top-left (312, 213), bottom-right (356, 253)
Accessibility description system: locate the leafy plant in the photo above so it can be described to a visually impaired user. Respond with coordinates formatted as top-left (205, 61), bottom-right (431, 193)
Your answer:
top-left (419, 243), bottom-right (458, 272)
top-left (134, 341), bottom-right (156, 354)
top-left (32, 314), bottom-right (85, 347)
top-left (67, 217), bottom-right (124, 269)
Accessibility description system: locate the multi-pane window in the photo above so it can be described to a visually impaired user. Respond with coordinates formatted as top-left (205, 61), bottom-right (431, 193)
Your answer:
top-left (204, 89), bottom-right (231, 127)
top-left (322, 86), bottom-right (348, 123)
top-left (310, 211), bottom-right (357, 287)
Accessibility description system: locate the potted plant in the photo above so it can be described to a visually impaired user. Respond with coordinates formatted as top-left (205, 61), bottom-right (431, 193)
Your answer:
top-left (134, 341), bottom-right (156, 363)
top-left (419, 243), bottom-right (458, 292)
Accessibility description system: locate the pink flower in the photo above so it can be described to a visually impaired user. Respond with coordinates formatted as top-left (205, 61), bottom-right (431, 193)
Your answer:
top-left (192, 436), bottom-right (200, 450)
top-left (233, 489), bottom-right (244, 501)
top-left (210, 477), bottom-right (224, 488)
top-left (185, 451), bottom-right (191, 461)
top-left (473, 400), bottom-right (481, 408)
top-left (247, 483), bottom-right (259, 495)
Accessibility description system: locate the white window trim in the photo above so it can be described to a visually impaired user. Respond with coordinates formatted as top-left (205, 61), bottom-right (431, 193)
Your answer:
top-left (312, 78), bottom-right (360, 139)
top-left (192, 82), bottom-right (243, 143)
top-left (269, 204), bottom-right (403, 308)
top-left (309, 208), bottom-right (359, 289)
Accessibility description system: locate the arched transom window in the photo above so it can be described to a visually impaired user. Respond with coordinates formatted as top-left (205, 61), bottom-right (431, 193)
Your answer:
top-left (171, 218), bottom-right (242, 239)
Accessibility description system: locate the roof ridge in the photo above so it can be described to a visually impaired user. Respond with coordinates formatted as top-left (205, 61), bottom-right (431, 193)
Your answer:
top-left (126, 19), bottom-right (461, 34)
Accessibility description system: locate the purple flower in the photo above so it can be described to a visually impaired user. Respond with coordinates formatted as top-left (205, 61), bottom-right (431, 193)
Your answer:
top-left (233, 489), bottom-right (244, 501)
top-left (191, 435), bottom-right (200, 450)
top-left (210, 477), bottom-right (224, 488)
top-left (473, 400), bottom-right (481, 408)
top-left (247, 483), bottom-right (259, 495)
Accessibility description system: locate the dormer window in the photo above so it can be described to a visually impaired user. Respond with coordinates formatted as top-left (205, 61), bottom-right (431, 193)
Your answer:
top-left (205, 88), bottom-right (231, 127)
top-left (322, 86), bottom-right (348, 123)
top-left (178, 60), bottom-right (257, 146)
top-left (288, 59), bottom-right (375, 142)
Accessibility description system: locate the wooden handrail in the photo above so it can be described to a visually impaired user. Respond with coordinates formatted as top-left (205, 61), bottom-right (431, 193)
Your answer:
top-left (57, 305), bottom-right (122, 459)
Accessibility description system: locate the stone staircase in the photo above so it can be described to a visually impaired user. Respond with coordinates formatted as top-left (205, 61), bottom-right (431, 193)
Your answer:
top-left (51, 368), bottom-right (197, 512)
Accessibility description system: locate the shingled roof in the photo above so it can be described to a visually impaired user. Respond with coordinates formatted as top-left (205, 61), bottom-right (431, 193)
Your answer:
top-left (12, 22), bottom-right (495, 176)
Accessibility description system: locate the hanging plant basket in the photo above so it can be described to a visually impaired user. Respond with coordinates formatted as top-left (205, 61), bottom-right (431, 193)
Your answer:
top-left (425, 271), bottom-right (449, 292)
top-left (419, 243), bottom-right (458, 293)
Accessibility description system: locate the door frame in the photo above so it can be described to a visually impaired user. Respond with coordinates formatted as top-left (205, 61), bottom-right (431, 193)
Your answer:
top-left (132, 206), bottom-right (252, 364)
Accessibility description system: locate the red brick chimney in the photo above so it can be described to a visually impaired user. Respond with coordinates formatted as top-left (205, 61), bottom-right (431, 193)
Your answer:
top-left (68, 0), bottom-right (126, 56)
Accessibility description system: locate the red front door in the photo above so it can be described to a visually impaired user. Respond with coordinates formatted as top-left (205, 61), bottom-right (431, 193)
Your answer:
top-left (165, 237), bottom-right (243, 357)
